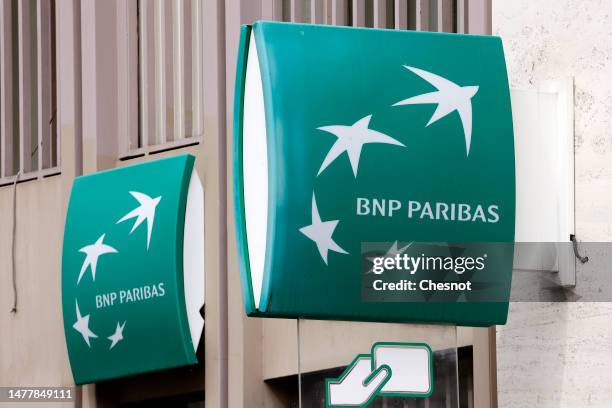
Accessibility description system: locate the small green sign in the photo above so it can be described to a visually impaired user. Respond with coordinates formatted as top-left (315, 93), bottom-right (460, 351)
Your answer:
top-left (234, 22), bottom-right (515, 326)
top-left (62, 155), bottom-right (204, 384)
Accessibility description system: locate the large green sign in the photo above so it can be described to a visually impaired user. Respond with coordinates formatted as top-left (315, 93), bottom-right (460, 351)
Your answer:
top-left (62, 155), bottom-right (204, 384)
top-left (234, 22), bottom-right (515, 326)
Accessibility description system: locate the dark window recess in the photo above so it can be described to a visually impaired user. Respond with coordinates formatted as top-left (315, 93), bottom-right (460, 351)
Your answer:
top-left (96, 327), bottom-right (205, 407)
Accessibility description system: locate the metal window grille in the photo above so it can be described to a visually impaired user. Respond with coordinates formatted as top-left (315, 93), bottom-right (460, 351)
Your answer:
top-left (120, 0), bottom-right (489, 157)
top-left (119, 0), bottom-right (204, 158)
top-left (0, 0), bottom-right (58, 185)
top-left (261, 0), bottom-right (485, 33)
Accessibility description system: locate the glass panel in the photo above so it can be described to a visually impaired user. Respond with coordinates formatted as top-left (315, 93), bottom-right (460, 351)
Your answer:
top-left (286, 320), bottom-right (462, 408)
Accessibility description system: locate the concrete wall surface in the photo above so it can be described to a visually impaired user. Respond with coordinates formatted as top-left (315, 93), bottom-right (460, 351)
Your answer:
top-left (494, 1), bottom-right (612, 407)
top-left (0, 176), bottom-right (74, 408)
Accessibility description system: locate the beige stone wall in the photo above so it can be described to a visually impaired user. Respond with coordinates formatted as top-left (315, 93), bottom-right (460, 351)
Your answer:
top-left (0, 175), bottom-right (74, 408)
top-left (494, 1), bottom-right (612, 407)
top-left (0, 3), bottom-right (499, 408)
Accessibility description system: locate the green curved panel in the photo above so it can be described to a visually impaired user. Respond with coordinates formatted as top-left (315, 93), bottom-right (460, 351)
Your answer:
top-left (234, 22), bottom-right (515, 326)
top-left (62, 155), bottom-right (197, 384)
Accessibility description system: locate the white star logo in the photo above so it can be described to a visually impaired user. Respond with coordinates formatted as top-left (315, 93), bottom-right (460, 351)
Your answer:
top-left (107, 321), bottom-right (126, 350)
top-left (73, 300), bottom-right (97, 347)
top-left (116, 191), bottom-right (162, 250)
top-left (393, 65), bottom-right (479, 156)
top-left (317, 115), bottom-right (405, 177)
top-left (77, 234), bottom-right (118, 284)
top-left (299, 194), bottom-right (348, 265)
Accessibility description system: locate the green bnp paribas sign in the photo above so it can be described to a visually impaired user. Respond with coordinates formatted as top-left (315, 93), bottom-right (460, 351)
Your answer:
top-left (62, 155), bottom-right (204, 384)
top-left (234, 22), bottom-right (515, 326)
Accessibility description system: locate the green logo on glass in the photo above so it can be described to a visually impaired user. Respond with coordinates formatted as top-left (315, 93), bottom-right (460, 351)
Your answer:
top-left (62, 155), bottom-right (204, 384)
top-left (234, 22), bottom-right (515, 326)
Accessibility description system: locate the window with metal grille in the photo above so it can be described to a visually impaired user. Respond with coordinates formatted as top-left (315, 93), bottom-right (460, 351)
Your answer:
top-left (261, 0), bottom-right (486, 34)
top-left (0, 0), bottom-right (58, 185)
top-left (119, 0), bottom-right (489, 157)
top-left (119, 0), bottom-right (204, 158)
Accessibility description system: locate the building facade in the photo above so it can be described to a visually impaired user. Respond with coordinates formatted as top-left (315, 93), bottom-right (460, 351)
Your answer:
top-left (0, 1), bottom-right (609, 407)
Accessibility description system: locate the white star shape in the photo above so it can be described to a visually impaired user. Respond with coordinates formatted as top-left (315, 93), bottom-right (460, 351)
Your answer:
top-left (116, 191), bottom-right (162, 250)
top-left (107, 321), bottom-right (126, 350)
top-left (393, 65), bottom-right (479, 156)
top-left (366, 241), bottom-right (413, 274)
top-left (77, 234), bottom-right (118, 284)
top-left (299, 194), bottom-right (348, 265)
top-left (73, 300), bottom-right (97, 347)
top-left (317, 115), bottom-right (405, 177)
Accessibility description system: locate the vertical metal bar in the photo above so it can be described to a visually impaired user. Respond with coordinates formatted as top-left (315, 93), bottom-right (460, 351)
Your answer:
top-left (37, 0), bottom-right (51, 170)
top-left (182, 0), bottom-right (192, 138)
top-left (138, 0), bottom-right (147, 149)
top-left (56, 0), bottom-right (81, 177)
top-left (447, 353), bottom-right (453, 408)
top-left (438, 0), bottom-right (453, 32)
top-left (262, 0), bottom-right (283, 20)
top-left (467, 0), bottom-right (491, 34)
top-left (148, 0), bottom-right (174, 146)
top-left (49, 0), bottom-right (57, 168)
top-left (473, 326), bottom-right (498, 408)
top-left (395, 0), bottom-right (408, 29)
top-left (373, 0), bottom-right (387, 28)
top-left (332, 0), bottom-right (347, 26)
top-left (127, 0), bottom-right (138, 151)
top-left (191, 0), bottom-right (202, 139)
top-left (0, 0), bottom-right (15, 178)
top-left (18, 0), bottom-right (34, 173)
top-left (456, 0), bottom-right (468, 33)
top-left (413, 0), bottom-right (429, 31)
top-left (165, 1), bottom-right (174, 143)
top-left (290, 0), bottom-right (303, 22)
top-left (297, 318), bottom-right (302, 408)
top-left (173, 0), bottom-right (184, 141)
top-left (139, 0), bottom-right (155, 148)
top-left (202, 0), bottom-right (227, 403)
top-left (117, 0), bottom-right (138, 155)
top-left (154, 0), bottom-right (166, 145)
top-left (311, 0), bottom-right (325, 24)
top-left (352, 0), bottom-right (366, 27)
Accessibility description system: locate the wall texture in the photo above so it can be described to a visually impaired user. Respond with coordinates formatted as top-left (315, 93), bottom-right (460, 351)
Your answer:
top-left (494, 1), bottom-right (612, 407)
top-left (0, 176), bottom-right (74, 408)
